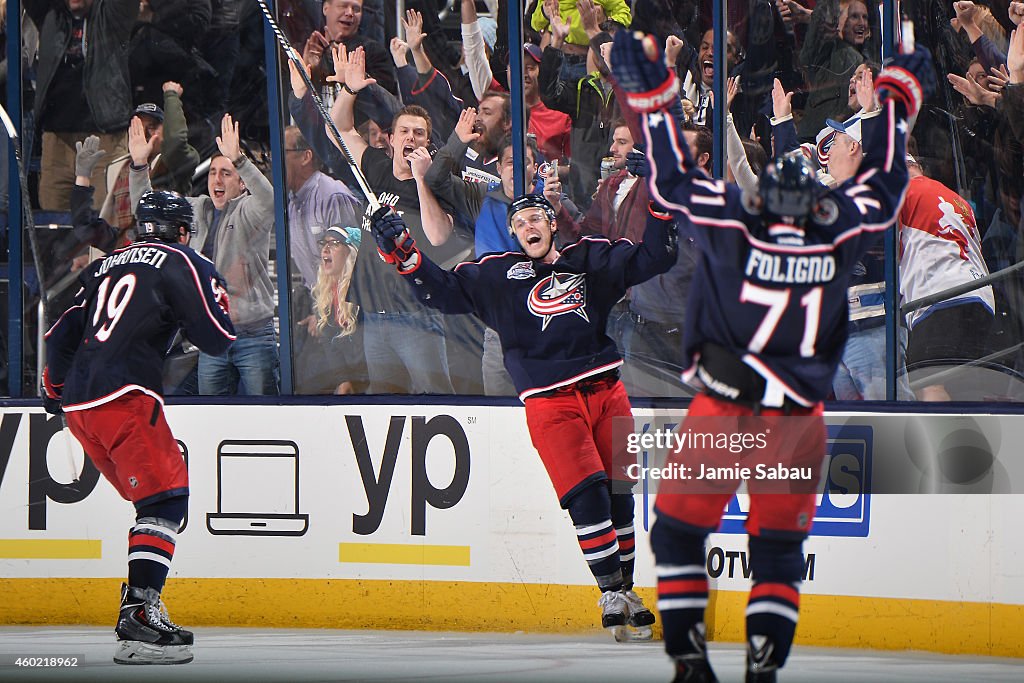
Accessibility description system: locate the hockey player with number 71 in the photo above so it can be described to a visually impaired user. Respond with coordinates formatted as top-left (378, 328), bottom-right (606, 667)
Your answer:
top-left (608, 26), bottom-right (935, 683)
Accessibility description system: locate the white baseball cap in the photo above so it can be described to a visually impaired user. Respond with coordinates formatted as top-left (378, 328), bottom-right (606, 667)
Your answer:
top-left (825, 114), bottom-right (863, 144)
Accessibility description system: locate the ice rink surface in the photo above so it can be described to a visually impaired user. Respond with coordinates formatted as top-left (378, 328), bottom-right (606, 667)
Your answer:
top-left (0, 627), bottom-right (1022, 682)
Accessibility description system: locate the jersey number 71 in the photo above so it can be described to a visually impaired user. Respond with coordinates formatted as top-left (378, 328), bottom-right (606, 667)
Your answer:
top-left (739, 281), bottom-right (824, 358)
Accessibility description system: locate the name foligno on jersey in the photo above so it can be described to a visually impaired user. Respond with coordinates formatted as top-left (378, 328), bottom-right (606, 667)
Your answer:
top-left (745, 247), bottom-right (836, 285)
top-left (94, 246), bottom-right (170, 276)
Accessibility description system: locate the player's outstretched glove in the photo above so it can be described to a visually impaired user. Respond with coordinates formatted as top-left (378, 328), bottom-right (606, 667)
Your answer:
top-left (371, 205), bottom-right (421, 274)
top-left (625, 149), bottom-right (649, 177)
top-left (875, 46), bottom-right (936, 121)
top-left (41, 367), bottom-right (63, 416)
top-left (611, 30), bottom-right (679, 113)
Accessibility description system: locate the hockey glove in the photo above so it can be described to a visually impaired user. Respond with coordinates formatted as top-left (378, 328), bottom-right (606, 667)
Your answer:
top-left (625, 149), bottom-right (649, 178)
top-left (371, 205), bottom-right (421, 274)
top-left (648, 200), bottom-right (673, 221)
top-left (41, 367), bottom-right (63, 416)
top-left (611, 30), bottom-right (679, 113)
top-left (875, 46), bottom-right (936, 121)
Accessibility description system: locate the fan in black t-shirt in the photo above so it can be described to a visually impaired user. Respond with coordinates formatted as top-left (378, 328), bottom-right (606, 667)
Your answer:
top-left (323, 43), bottom-right (474, 393)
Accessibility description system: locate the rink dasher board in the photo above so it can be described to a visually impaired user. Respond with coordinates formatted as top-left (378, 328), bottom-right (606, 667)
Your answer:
top-left (0, 404), bottom-right (1021, 657)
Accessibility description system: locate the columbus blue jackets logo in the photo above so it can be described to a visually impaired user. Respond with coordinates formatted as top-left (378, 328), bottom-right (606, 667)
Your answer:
top-left (506, 261), bottom-right (535, 280)
top-left (211, 278), bottom-right (230, 316)
top-left (527, 272), bottom-right (589, 330)
top-left (813, 197), bottom-right (840, 226)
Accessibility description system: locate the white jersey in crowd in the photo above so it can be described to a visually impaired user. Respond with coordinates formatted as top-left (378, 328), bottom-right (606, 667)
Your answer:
top-left (898, 174), bottom-right (994, 329)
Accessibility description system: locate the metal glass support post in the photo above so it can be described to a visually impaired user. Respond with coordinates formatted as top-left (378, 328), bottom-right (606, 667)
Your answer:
top-left (6, 0), bottom-right (23, 397)
top-left (397, 0), bottom-right (406, 42)
top-left (882, 0), bottom-right (898, 401)
top-left (263, 0), bottom-right (294, 394)
top-left (508, 0), bottom-right (527, 196)
top-left (712, 0), bottom-right (727, 179)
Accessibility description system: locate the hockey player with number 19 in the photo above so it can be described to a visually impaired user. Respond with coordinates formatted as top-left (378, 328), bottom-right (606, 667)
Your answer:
top-left (370, 192), bottom-right (676, 640)
top-left (609, 28), bottom-right (935, 683)
top-left (42, 190), bottom-right (236, 665)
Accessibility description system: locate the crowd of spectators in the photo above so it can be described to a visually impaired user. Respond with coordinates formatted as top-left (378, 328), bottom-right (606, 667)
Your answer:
top-left (5, 0), bottom-right (1024, 401)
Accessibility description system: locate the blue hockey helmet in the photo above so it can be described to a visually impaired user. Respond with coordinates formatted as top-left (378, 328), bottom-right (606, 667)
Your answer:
top-left (136, 190), bottom-right (194, 242)
top-left (758, 151), bottom-right (821, 223)
top-left (507, 193), bottom-right (556, 235)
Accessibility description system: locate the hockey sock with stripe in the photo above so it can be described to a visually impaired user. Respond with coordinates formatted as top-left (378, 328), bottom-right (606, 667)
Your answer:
top-left (651, 519), bottom-right (709, 658)
top-left (610, 493), bottom-right (636, 589)
top-left (567, 483), bottom-right (623, 591)
top-left (128, 519), bottom-right (177, 592)
top-left (127, 495), bottom-right (187, 593)
top-left (746, 535), bottom-right (805, 669)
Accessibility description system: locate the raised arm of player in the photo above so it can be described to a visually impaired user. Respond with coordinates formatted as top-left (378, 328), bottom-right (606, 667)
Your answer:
top-left (832, 47), bottom-right (937, 242)
top-left (610, 30), bottom-right (740, 234)
top-left (639, 110), bottom-right (685, 187)
top-left (610, 31), bottom-right (693, 195)
top-left (562, 209), bottom-right (678, 290)
top-left (828, 104), bottom-right (907, 240)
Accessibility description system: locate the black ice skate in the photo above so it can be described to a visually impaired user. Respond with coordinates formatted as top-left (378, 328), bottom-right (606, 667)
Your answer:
top-left (671, 624), bottom-right (719, 682)
top-left (745, 635), bottom-right (779, 683)
top-left (672, 654), bottom-right (720, 683)
top-left (113, 583), bottom-right (194, 665)
top-left (598, 590), bottom-right (628, 641)
top-left (619, 589), bottom-right (656, 642)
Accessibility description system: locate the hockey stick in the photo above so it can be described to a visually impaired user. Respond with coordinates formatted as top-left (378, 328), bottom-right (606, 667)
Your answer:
top-left (0, 104), bottom-right (83, 484)
top-left (0, 104), bottom-right (46, 309)
top-left (58, 414), bottom-right (84, 488)
top-left (254, 0), bottom-right (381, 212)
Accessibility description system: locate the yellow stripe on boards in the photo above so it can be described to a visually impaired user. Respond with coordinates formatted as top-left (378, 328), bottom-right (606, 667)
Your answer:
top-left (0, 539), bottom-right (101, 559)
top-left (338, 542), bottom-right (471, 566)
top-left (704, 590), bottom-right (1024, 658)
top-left (0, 579), bottom-right (1021, 658)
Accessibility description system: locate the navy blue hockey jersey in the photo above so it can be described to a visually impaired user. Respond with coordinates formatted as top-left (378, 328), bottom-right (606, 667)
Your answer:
top-left (642, 103), bottom-right (910, 405)
top-left (399, 213), bottom-right (678, 400)
top-left (45, 241), bottom-right (237, 410)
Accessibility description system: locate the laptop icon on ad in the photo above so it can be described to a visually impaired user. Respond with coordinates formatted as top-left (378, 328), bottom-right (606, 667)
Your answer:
top-left (206, 440), bottom-right (309, 536)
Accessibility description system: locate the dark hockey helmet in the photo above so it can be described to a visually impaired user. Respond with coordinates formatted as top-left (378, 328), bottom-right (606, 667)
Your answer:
top-left (758, 151), bottom-right (820, 223)
top-left (507, 193), bottom-right (556, 235)
top-left (136, 190), bottom-right (194, 242)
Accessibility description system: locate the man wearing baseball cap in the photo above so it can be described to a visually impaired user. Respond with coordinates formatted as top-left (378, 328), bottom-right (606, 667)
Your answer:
top-left (71, 82), bottom-right (199, 255)
top-left (823, 113), bottom-right (865, 183)
top-left (133, 103), bottom-right (165, 123)
top-left (518, 43), bottom-right (572, 167)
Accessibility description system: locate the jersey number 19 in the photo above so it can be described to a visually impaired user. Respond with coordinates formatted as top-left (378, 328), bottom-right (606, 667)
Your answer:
top-left (92, 274), bottom-right (138, 342)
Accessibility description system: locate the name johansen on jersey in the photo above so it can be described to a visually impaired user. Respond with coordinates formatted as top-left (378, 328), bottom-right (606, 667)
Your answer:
top-left (94, 246), bottom-right (171, 275)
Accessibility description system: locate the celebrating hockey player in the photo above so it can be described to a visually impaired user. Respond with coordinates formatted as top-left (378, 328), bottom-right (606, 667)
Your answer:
top-left (42, 191), bottom-right (236, 665)
top-left (609, 28), bottom-right (935, 683)
top-left (370, 192), bottom-right (676, 640)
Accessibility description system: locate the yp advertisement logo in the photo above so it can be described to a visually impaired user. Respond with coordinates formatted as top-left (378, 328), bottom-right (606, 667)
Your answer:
top-left (719, 424), bottom-right (872, 538)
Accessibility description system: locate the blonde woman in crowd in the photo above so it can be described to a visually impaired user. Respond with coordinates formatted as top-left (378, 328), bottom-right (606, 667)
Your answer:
top-left (294, 225), bottom-right (368, 395)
